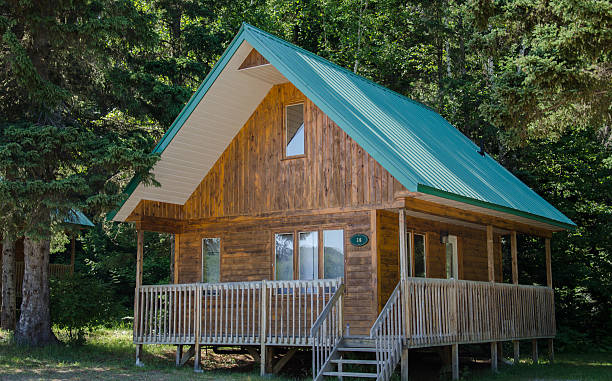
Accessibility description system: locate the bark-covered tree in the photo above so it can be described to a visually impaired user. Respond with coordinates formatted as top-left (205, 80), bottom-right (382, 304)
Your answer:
top-left (0, 0), bottom-right (159, 345)
top-left (1, 236), bottom-right (16, 330)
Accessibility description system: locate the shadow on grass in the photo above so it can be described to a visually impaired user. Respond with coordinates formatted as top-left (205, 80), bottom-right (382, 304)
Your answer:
top-left (0, 328), bottom-right (301, 381)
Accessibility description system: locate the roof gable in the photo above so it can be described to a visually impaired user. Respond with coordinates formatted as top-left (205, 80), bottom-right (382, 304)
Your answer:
top-left (109, 23), bottom-right (574, 230)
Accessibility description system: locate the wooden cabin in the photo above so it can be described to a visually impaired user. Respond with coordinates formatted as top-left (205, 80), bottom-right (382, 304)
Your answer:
top-left (0, 210), bottom-right (94, 301)
top-left (108, 23), bottom-right (575, 380)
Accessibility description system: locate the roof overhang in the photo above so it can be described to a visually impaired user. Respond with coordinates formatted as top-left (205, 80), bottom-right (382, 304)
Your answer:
top-left (109, 32), bottom-right (281, 221)
top-left (108, 23), bottom-right (575, 232)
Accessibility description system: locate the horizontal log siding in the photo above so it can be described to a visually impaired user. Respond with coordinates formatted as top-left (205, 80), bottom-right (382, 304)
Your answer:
top-left (176, 211), bottom-right (377, 335)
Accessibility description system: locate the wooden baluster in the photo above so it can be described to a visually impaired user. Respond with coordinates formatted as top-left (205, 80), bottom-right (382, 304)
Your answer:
top-left (260, 280), bottom-right (267, 376)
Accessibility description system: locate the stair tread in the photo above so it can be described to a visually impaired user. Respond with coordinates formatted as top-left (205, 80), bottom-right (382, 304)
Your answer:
top-left (322, 371), bottom-right (378, 378)
top-left (336, 347), bottom-right (377, 352)
top-left (330, 359), bottom-right (381, 365)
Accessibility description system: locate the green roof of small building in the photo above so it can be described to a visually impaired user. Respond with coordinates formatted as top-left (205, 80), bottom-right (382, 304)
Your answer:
top-left (108, 23), bottom-right (575, 230)
top-left (65, 209), bottom-right (94, 227)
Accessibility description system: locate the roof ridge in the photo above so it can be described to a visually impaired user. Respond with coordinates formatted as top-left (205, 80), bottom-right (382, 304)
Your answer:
top-left (242, 23), bottom-right (437, 113)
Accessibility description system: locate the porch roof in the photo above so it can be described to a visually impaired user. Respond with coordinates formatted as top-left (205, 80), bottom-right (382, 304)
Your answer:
top-left (108, 23), bottom-right (575, 231)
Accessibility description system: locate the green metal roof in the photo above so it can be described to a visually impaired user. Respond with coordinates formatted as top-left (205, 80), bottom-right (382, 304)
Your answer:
top-left (109, 23), bottom-right (575, 229)
top-left (65, 209), bottom-right (94, 227)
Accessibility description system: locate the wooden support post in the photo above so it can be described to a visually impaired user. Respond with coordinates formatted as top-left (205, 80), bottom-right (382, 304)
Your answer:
top-left (272, 348), bottom-right (298, 374)
top-left (511, 231), bottom-right (519, 365)
top-left (548, 338), bottom-right (554, 363)
top-left (487, 225), bottom-right (494, 282)
top-left (401, 347), bottom-right (409, 380)
top-left (179, 345), bottom-right (195, 366)
top-left (486, 225), bottom-right (497, 373)
top-left (511, 231), bottom-right (518, 285)
top-left (135, 344), bottom-right (143, 367)
top-left (497, 342), bottom-right (504, 365)
top-left (135, 229), bottom-right (144, 367)
top-left (545, 238), bottom-right (554, 364)
top-left (175, 345), bottom-right (183, 366)
top-left (409, 229), bottom-right (415, 277)
top-left (246, 346), bottom-right (261, 362)
top-left (513, 341), bottom-right (520, 365)
top-left (260, 280), bottom-right (267, 377)
top-left (545, 238), bottom-right (552, 288)
top-left (451, 344), bottom-right (459, 380)
top-left (532, 339), bottom-right (538, 364)
top-left (265, 347), bottom-right (275, 374)
top-left (70, 236), bottom-right (75, 275)
top-left (399, 209), bottom-right (407, 280)
top-left (193, 343), bottom-right (202, 372)
top-left (491, 342), bottom-right (498, 373)
top-left (194, 285), bottom-right (202, 373)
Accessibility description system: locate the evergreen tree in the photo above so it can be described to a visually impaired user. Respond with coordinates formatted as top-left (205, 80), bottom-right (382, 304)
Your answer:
top-left (0, 0), bottom-right (159, 345)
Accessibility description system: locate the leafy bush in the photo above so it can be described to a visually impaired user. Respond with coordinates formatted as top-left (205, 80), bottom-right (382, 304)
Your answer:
top-left (50, 274), bottom-right (119, 344)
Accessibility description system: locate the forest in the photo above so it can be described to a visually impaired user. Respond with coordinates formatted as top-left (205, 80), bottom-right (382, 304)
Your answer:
top-left (0, 0), bottom-right (610, 365)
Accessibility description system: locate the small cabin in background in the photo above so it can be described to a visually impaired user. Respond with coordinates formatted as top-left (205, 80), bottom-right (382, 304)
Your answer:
top-left (108, 24), bottom-right (575, 380)
top-left (0, 209), bottom-right (94, 300)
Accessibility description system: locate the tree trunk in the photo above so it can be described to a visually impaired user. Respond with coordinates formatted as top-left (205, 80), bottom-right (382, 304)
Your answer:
top-left (1, 237), bottom-right (16, 330)
top-left (14, 237), bottom-right (57, 345)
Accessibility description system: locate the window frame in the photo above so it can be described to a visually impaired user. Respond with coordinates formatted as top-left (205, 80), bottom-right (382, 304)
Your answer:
top-left (201, 237), bottom-right (221, 283)
top-left (406, 229), bottom-right (427, 278)
top-left (283, 101), bottom-right (307, 159)
top-left (273, 227), bottom-right (346, 280)
top-left (444, 234), bottom-right (459, 279)
top-left (274, 232), bottom-right (295, 281)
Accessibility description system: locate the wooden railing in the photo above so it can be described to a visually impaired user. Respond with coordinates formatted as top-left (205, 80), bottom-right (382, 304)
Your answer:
top-left (0, 261), bottom-right (72, 298)
top-left (310, 283), bottom-right (345, 381)
top-left (370, 281), bottom-right (404, 381)
top-left (49, 263), bottom-right (73, 278)
top-left (404, 277), bottom-right (555, 348)
top-left (134, 278), bottom-right (342, 346)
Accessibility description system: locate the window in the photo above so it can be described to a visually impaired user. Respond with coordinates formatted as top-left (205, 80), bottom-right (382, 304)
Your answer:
top-left (274, 229), bottom-right (344, 280)
top-left (202, 238), bottom-right (220, 283)
top-left (285, 103), bottom-right (304, 157)
top-left (323, 230), bottom-right (344, 279)
top-left (406, 231), bottom-right (426, 277)
top-left (299, 232), bottom-right (318, 280)
top-left (275, 233), bottom-right (294, 280)
top-left (444, 235), bottom-right (458, 279)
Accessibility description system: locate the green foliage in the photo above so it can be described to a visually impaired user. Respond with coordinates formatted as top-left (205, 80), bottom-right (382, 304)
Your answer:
top-left (0, 0), bottom-right (609, 350)
top-left (77, 223), bottom-right (171, 311)
top-left (504, 126), bottom-right (612, 348)
top-left (49, 274), bottom-right (119, 344)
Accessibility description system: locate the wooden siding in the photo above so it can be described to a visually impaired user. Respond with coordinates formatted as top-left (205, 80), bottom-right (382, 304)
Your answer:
top-left (376, 210), bottom-right (400, 312)
top-left (175, 210), bottom-right (378, 335)
top-left (375, 214), bottom-right (504, 311)
top-left (239, 48), bottom-right (269, 69)
top-left (135, 82), bottom-right (403, 222)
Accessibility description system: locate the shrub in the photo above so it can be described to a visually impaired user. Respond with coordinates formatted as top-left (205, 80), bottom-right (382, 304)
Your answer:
top-left (50, 274), bottom-right (118, 344)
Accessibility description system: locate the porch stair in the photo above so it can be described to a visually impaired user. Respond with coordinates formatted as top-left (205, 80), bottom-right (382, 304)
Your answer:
top-left (320, 336), bottom-right (383, 380)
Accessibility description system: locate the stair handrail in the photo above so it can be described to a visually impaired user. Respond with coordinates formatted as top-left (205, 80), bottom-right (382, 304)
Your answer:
top-left (310, 281), bottom-right (345, 381)
top-left (370, 280), bottom-right (404, 381)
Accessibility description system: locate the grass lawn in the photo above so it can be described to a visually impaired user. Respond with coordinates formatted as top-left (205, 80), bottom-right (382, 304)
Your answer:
top-left (0, 328), bottom-right (296, 380)
top-left (1, 328), bottom-right (610, 380)
top-left (455, 352), bottom-right (612, 381)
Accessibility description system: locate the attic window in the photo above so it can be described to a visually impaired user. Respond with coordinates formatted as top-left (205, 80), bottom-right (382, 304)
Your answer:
top-left (285, 103), bottom-right (305, 157)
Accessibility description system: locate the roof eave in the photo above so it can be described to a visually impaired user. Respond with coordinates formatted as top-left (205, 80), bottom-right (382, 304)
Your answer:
top-left (106, 24), bottom-right (251, 222)
top-left (417, 184), bottom-right (577, 231)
